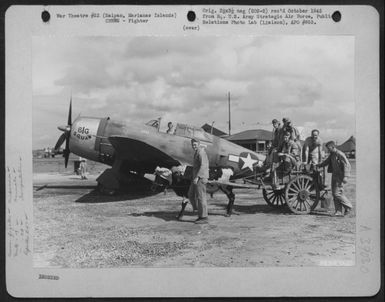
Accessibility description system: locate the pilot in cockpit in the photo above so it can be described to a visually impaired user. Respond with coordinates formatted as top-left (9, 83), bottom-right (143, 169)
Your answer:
top-left (166, 122), bottom-right (175, 134)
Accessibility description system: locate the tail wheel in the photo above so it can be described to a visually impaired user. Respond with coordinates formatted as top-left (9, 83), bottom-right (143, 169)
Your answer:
top-left (262, 187), bottom-right (286, 208)
top-left (206, 183), bottom-right (220, 194)
top-left (285, 175), bottom-right (320, 214)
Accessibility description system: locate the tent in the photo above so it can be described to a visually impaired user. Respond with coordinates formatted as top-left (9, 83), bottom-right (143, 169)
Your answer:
top-left (337, 136), bottom-right (356, 158)
top-left (337, 136), bottom-right (356, 152)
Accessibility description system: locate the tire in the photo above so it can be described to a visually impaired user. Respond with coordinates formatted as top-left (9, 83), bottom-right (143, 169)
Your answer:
top-left (285, 175), bottom-right (320, 214)
top-left (262, 187), bottom-right (287, 208)
top-left (97, 183), bottom-right (116, 195)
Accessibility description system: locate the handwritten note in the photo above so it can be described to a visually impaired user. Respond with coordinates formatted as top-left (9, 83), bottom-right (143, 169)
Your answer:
top-left (6, 156), bottom-right (30, 257)
top-left (7, 157), bottom-right (24, 203)
top-left (7, 211), bottom-right (31, 257)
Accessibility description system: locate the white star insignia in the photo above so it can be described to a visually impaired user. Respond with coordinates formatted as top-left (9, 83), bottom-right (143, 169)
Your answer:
top-left (240, 153), bottom-right (258, 171)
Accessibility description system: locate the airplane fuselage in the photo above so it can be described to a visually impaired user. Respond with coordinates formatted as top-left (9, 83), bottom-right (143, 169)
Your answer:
top-left (69, 116), bottom-right (266, 179)
top-left (70, 116), bottom-right (140, 165)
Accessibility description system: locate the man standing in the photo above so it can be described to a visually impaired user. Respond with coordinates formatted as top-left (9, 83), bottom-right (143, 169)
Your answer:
top-left (303, 129), bottom-right (323, 164)
top-left (271, 119), bottom-right (282, 149)
top-left (303, 129), bottom-right (329, 209)
top-left (79, 159), bottom-right (87, 180)
top-left (265, 119), bottom-right (281, 168)
top-left (188, 138), bottom-right (209, 224)
top-left (317, 141), bottom-right (352, 217)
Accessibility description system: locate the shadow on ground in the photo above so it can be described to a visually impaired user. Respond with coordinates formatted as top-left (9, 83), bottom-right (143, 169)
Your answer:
top-left (210, 201), bottom-right (291, 215)
top-left (34, 185), bottom-right (97, 191)
top-left (75, 185), bottom-right (160, 203)
top-left (130, 209), bottom-right (235, 222)
top-left (129, 210), bottom-right (194, 222)
top-left (129, 203), bottom-right (292, 223)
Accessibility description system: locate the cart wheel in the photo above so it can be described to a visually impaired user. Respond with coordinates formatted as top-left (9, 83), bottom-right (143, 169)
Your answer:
top-left (262, 187), bottom-right (286, 208)
top-left (285, 175), bottom-right (320, 214)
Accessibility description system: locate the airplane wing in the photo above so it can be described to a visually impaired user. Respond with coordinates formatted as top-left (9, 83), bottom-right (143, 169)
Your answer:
top-left (108, 136), bottom-right (181, 171)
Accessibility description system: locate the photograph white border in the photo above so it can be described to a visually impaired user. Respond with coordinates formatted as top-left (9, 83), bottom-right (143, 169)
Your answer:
top-left (5, 5), bottom-right (380, 297)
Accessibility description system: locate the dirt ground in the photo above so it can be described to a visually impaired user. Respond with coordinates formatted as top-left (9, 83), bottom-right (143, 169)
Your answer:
top-left (33, 160), bottom-right (356, 268)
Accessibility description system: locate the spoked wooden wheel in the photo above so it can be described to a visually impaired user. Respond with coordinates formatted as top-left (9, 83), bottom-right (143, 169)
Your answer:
top-left (263, 187), bottom-right (287, 208)
top-left (285, 175), bottom-right (320, 214)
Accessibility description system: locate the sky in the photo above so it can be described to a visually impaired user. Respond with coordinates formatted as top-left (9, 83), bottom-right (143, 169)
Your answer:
top-left (32, 35), bottom-right (354, 149)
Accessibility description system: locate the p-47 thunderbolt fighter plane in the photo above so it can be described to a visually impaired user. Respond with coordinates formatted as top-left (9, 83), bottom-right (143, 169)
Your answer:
top-left (54, 100), bottom-right (267, 216)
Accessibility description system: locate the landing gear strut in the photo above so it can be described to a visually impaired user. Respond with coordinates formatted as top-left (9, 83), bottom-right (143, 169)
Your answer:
top-left (97, 183), bottom-right (116, 195)
top-left (96, 168), bottom-right (120, 195)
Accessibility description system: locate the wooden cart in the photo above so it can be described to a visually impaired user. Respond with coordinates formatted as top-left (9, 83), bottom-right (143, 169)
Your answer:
top-left (244, 163), bottom-right (329, 215)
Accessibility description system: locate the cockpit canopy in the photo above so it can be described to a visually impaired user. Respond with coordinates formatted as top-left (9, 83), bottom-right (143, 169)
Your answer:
top-left (174, 123), bottom-right (212, 143)
top-left (145, 119), bottom-right (161, 130)
top-left (145, 118), bottom-right (212, 142)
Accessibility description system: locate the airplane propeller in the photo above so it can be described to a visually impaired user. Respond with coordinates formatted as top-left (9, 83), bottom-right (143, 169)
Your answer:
top-left (54, 99), bottom-right (72, 168)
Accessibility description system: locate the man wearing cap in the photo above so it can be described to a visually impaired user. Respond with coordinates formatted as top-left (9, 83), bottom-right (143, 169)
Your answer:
top-left (271, 119), bottom-right (282, 149)
top-left (282, 117), bottom-right (302, 162)
top-left (188, 138), bottom-right (209, 224)
top-left (269, 131), bottom-right (301, 188)
top-left (265, 119), bottom-right (282, 168)
top-left (282, 118), bottom-right (300, 143)
top-left (277, 131), bottom-right (301, 173)
top-left (317, 141), bottom-right (352, 217)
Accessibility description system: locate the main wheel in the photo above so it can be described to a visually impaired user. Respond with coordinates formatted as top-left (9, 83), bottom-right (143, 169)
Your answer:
top-left (263, 187), bottom-right (286, 208)
top-left (285, 175), bottom-right (320, 214)
top-left (97, 183), bottom-right (116, 195)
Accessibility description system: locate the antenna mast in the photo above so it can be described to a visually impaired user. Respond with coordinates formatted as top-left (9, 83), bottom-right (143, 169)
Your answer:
top-left (228, 91), bottom-right (231, 135)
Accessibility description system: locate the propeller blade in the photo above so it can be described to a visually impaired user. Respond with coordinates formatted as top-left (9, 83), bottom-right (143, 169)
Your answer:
top-left (64, 97), bottom-right (72, 168)
top-left (54, 133), bottom-right (66, 150)
top-left (56, 97), bottom-right (73, 169)
top-left (64, 149), bottom-right (70, 168)
top-left (67, 97), bottom-right (72, 126)
top-left (64, 130), bottom-right (70, 168)
top-left (58, 125), bottom-right (71, 132)
top-left (65, 131), bottom-right (70, 152)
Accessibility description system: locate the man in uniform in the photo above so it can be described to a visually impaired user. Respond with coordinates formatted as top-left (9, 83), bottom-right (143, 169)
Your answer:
top-left (270, 131), bottom-right (300, 188)
top-left (317, 141), bottom-right (352, 217)
top-left (303, 129), bottom-right (323, 164)
top-left (271, 119), bottom-right (282, 149)
top-left (188, 138), bottom-right (209, 224)
top-left (277, 131), bottom-right (301, 174)
top-left (303, 129), bottom-right (330, 209)
top-left (79, 159), bottom-right (87, 180)
top-left (282, 118), bottom-right (300, 143)
top-left (264, 119), bottom-right (281, 168)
